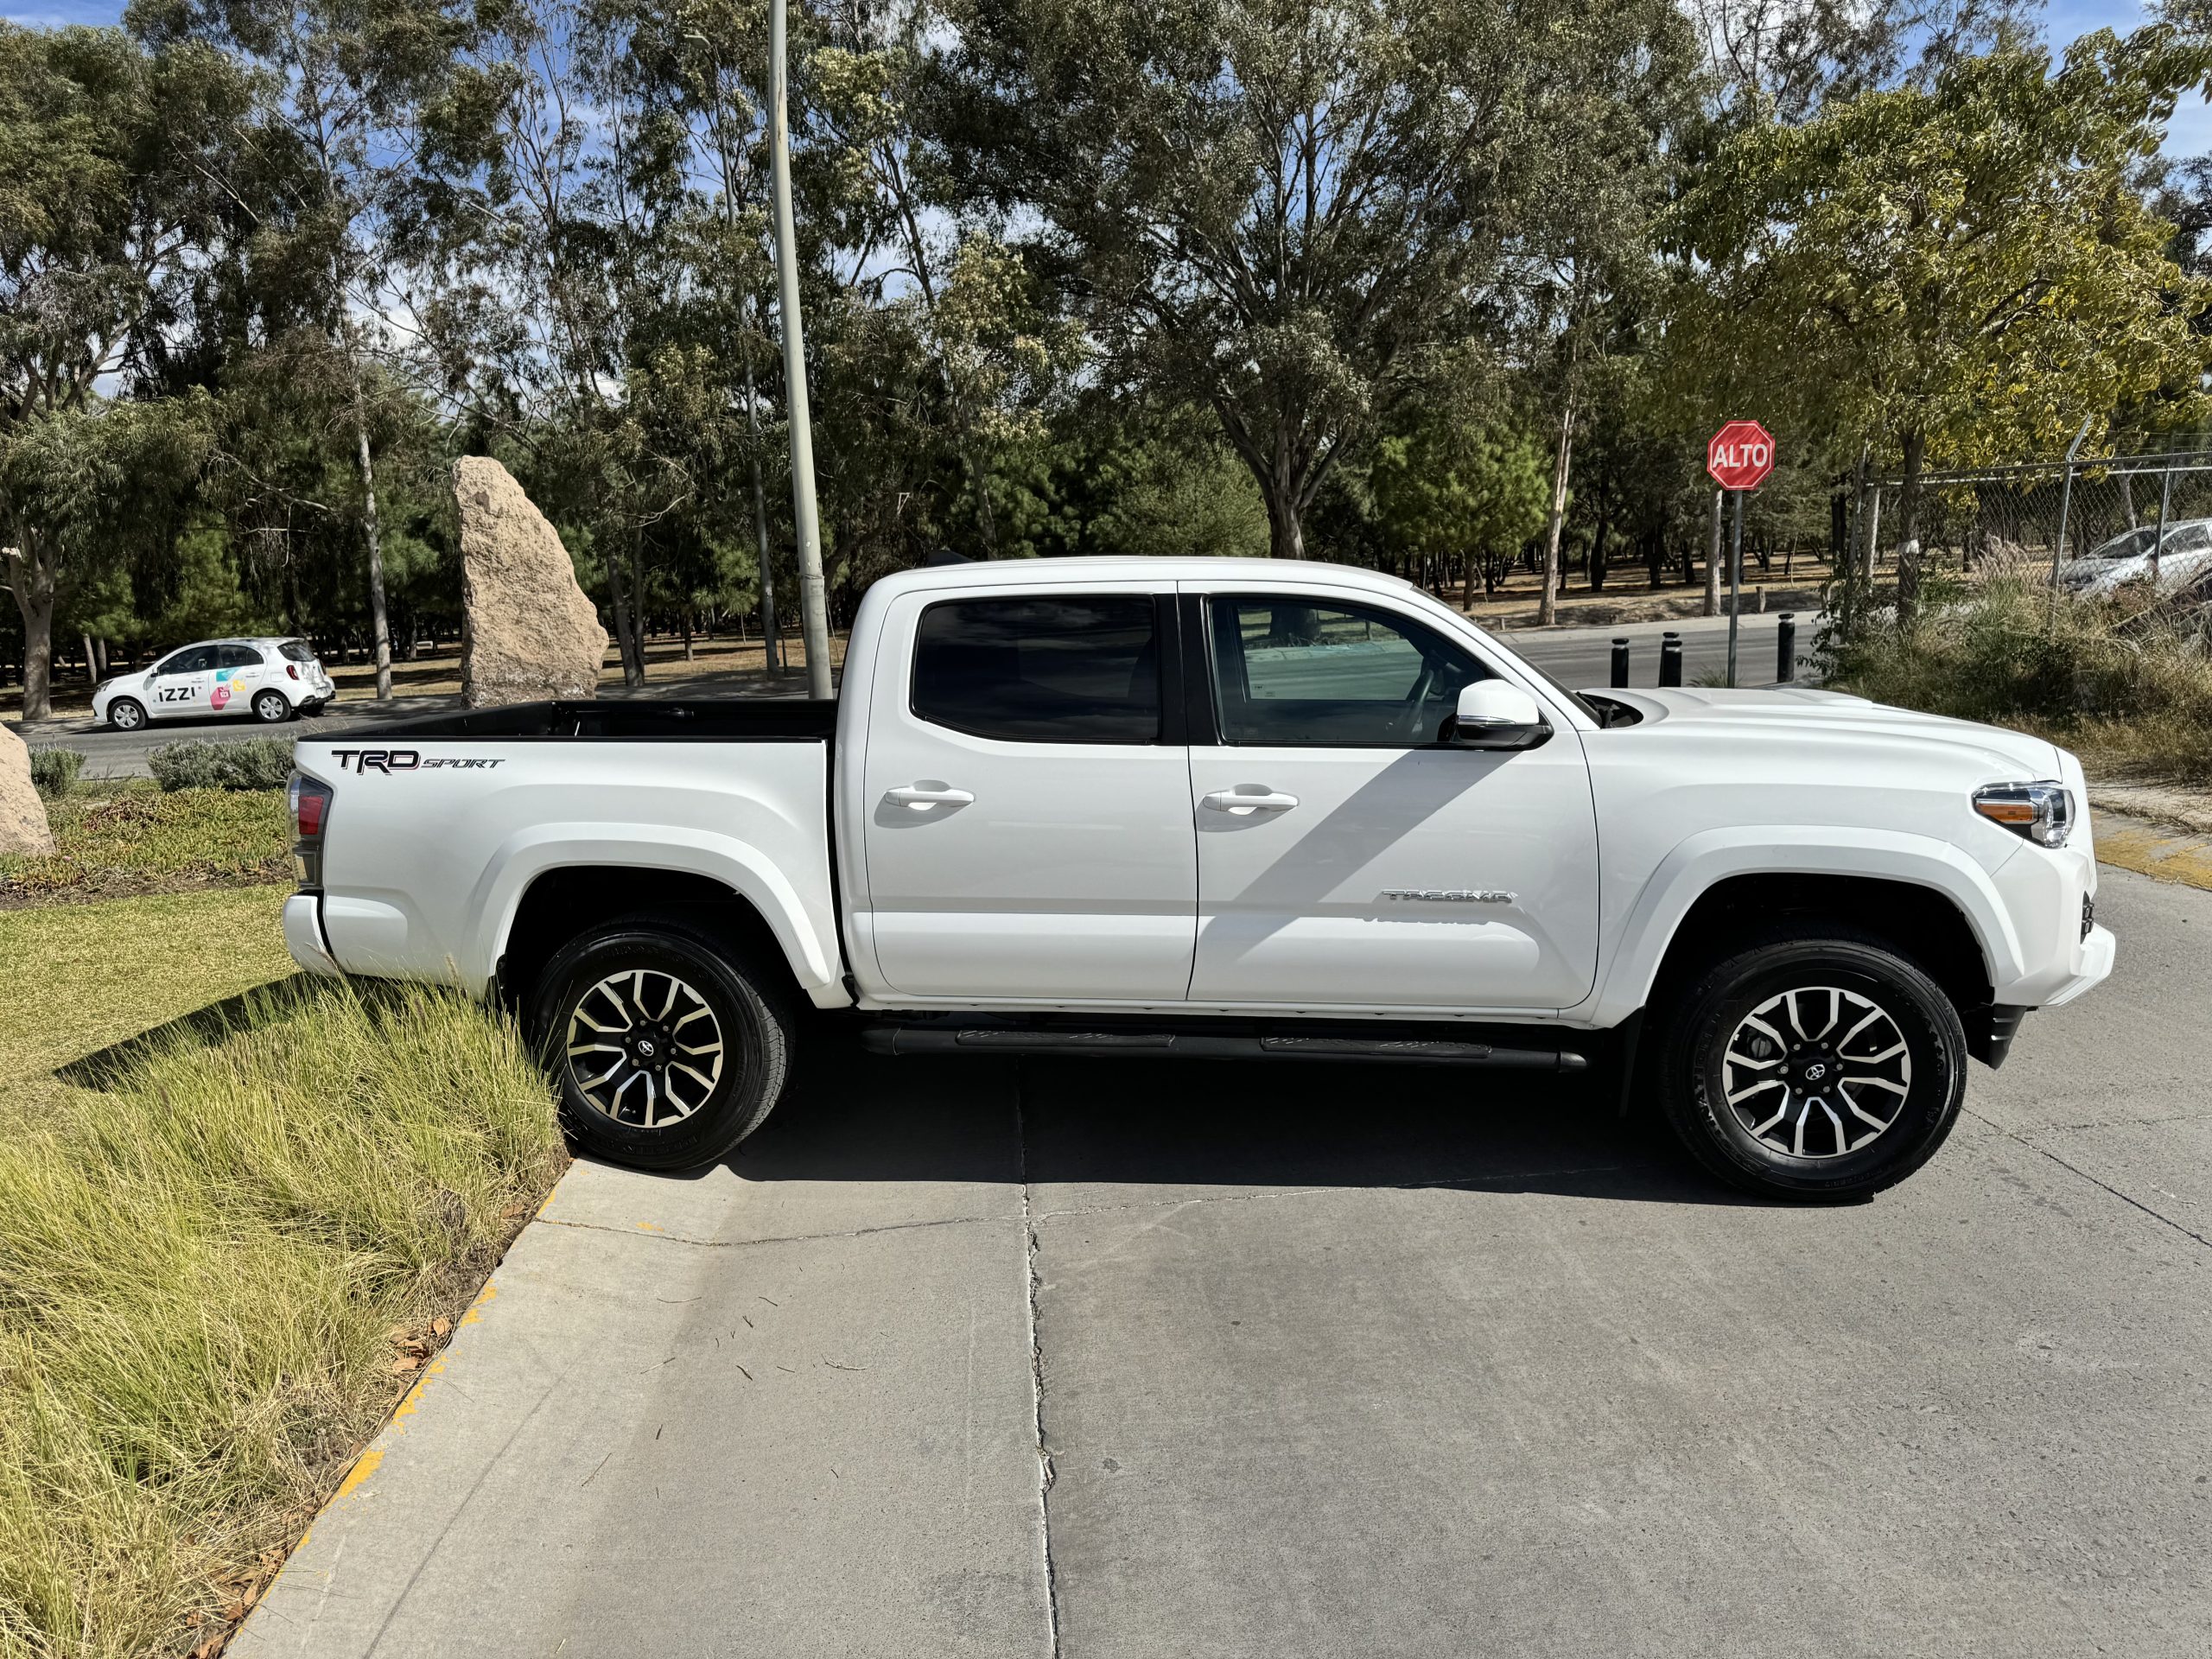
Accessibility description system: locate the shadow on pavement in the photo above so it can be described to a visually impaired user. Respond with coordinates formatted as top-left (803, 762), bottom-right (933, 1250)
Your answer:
top-left (721, 1032), bottom-right (1751, 1208)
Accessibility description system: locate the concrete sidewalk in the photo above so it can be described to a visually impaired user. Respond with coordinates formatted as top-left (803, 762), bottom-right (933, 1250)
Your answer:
top-left (235, 864), bottom-right (2212, 1659)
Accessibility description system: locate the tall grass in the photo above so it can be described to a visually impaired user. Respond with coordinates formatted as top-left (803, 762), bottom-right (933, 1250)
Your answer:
top-left (1828, 575), bottom-right (2212, 783)
top-left (0, 977), bottom-right (563, 1657)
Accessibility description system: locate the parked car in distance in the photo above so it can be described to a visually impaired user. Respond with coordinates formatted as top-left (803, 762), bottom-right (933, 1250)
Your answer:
top-left (93, 638), bottom-right (335, 732)
top-left (2058, 518), bottom-right (2212, 595)
top-left (282, 557), bottom-right (2113, 1203)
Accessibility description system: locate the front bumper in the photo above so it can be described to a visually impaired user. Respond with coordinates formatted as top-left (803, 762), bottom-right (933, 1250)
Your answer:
top-left (2042, 923), bottom-right (2115, 1008)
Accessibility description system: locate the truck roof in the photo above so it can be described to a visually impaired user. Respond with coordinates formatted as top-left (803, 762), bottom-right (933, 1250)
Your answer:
top-left (872, 556), bottom-right (1417, 595)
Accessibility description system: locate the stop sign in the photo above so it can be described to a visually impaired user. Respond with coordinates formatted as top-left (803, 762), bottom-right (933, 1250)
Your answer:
top-left (1707, 420), bottom-right (1776, 492)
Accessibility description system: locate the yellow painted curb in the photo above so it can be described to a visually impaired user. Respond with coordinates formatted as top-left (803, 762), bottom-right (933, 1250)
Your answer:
top-left (2092, 810), bottom-right (2212, 894)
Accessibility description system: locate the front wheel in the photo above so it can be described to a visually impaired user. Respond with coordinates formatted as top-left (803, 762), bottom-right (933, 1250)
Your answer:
top-left (1656, 931), bottom-right (1967, 1201)
top-left (251, 690), bottom-right (293, 723)
top-left (531, 916), bottom-right (794, 1171)
top-left (108, 697), bottom-right (146, 732)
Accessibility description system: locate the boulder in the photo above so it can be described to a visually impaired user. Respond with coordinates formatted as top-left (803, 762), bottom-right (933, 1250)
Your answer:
top-left (454, 456), bottom-right (607, 708)
top-left (0, 724), bottom-right (54, 856)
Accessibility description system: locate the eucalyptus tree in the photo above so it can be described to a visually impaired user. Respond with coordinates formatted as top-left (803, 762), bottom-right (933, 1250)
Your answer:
top-left (939, 0), bottom-right (1698, 562)
top-left (0, 22), bottom-right (248, 720)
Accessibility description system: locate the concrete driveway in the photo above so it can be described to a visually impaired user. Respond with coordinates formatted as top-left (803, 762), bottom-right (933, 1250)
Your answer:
top-left (234, 861), bottom-right (2210, 1659)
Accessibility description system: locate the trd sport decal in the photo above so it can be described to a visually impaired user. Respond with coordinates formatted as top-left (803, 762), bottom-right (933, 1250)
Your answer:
top-left (329, 749), bottom-right (505, 773)
top-left (1379, 888), bottom-right (1516, 904)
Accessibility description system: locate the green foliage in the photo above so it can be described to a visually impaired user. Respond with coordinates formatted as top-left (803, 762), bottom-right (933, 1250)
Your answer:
top-left (2, 781), bottom-right (291, 899)
top-left (26, 748), bottom-right (83, 798)
top-left (1372, 420), bottom-right (1551, 592)
top-left (148, 739), bottom-right (296, 793)
top-left (1085, 437), bottom-right (1270, 561)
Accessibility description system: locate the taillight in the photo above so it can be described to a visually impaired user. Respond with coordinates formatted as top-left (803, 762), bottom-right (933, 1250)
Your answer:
top-left (289, 773), bottom-right (333, 889)
top-left (287, 662), bottom-right (300, 680)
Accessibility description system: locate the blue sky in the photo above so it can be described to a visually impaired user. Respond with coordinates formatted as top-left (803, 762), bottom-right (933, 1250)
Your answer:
top-left (9, 0), bottom-right (2208, 155)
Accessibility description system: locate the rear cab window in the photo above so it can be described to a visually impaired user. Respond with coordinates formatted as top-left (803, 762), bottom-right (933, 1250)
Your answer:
top-left (912, 595), bottom-right (1163, 744)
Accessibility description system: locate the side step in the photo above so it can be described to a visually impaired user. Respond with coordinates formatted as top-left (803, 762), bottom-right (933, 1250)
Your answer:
top-left (859, 1024), bottom-right (1587, 1072)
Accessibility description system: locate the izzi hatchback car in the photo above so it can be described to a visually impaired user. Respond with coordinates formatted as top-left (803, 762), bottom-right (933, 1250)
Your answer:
top-left (93, 638), bottom-right (336, 731)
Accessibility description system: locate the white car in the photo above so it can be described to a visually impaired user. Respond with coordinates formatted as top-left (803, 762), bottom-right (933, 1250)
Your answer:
top-left (282, 557), bottom-right (2113, 1202)
top-left (2059, 518), bottom-right (2212, 596)
top-left (93, 637), bottom-right (335, 732)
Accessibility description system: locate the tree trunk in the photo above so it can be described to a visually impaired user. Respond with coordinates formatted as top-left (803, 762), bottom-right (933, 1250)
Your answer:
top-left (1895, 430), bottom-right (1927, 626)
top-left (1589, 509), bottom-right (1610, 592)
top-left (1703, 489), bottom-right (1723, 616)
top-left (347, 359), bottom-right (393, 702)
top-left (1263, 482), bottom-right (1306, 560)
top-left (741, 319), bottom-right (780, 675)
top-left (1460, 551), bottom-right (1477, 608)
top-left (6, 543), bottom-right (55, 724)
top-left (606, 549), bottom-right (645, 688)
top-left (1538, 400), bottom-right (1575, 626)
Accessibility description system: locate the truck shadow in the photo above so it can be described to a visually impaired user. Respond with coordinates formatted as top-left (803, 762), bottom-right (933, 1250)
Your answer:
top-left (722, 1033), bottom-right (1759, 1208)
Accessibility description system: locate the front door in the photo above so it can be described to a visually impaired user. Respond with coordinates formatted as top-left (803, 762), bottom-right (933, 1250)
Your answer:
top-left (1186, 592), bottom-right (1599, 1012)
top-left (856, 588), bottom-right (1198, 1002)
top-left (149, 645), bottom-right (218, 721)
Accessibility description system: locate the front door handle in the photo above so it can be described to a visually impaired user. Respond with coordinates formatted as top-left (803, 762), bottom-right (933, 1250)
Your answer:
top-left (1202, 788), bottom-right (1300, 815)
top-left (887, 784), bottom-right (976, 809)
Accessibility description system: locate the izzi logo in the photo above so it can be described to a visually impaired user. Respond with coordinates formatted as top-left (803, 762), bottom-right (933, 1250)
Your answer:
top-left (330, 749), bottom-right (505, 773)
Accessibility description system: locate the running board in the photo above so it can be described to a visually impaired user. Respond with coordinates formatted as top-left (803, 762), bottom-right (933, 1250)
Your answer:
top-left (859, 1024), bottom-right (1588, 1071)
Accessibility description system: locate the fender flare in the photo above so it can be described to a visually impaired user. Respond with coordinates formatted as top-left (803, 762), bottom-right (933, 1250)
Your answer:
top-left (1576, 826), bottom-right (2025, 1024)
top-left (470, 823), bottom-right (842, 995)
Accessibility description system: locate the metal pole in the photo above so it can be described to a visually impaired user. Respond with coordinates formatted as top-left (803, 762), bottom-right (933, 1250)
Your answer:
top-left (2047, 416), bottom-right (2094, 598)
top-left (1726, 488), bottom-right (1744, 687)
top-left (2154, 459), bottom-right (2173, 586)
top-left (1659, 631), bottom-right (1683, 687)
top-left (770, 0), bottom-right (834, 701)
top-left (1610, 638), bottom-right (1630, 688)
top-left (1777, 613), bottom-right (1796, 683)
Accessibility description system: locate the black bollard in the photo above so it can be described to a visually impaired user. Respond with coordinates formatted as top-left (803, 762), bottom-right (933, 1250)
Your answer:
top-left (1659, 631), bottom-right (1683, 687)
top-left (1611, 638), bottom-right (1630, 688)
top-left (1777, 613), bottom-right (1797, 683)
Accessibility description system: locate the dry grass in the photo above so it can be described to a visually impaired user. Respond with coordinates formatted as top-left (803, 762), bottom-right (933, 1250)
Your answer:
top-left (0, 893), bottom-right (563, 1658)
top-left (0, 786), bottom-right (290, 907)
top-left (1828, 577), bottom-right (2212, 785)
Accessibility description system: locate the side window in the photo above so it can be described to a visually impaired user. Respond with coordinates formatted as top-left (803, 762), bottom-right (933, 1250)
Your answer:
top-left (912, 596), bottom-right (1161, 744)
top-left (2166, 524), bottom-right (2212, 555)
top-left (1207, 596), bottom-right (1486, 747)
top-left (217, 645), bottom-right (263, 670)
top-left (160, 646), bottom-right (213, 676)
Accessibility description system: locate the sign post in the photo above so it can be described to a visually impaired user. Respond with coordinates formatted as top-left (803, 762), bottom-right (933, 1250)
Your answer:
top-left (1706, 421), bottom-right (1776, 686)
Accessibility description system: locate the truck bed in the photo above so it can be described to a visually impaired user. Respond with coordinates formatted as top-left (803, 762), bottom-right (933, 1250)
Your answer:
top-left (359, 697), bottom-right (839, 742)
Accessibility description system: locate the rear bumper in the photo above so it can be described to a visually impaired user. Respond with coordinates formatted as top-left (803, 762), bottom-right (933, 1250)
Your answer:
top-left (283, 893), bottom-right (343, 976)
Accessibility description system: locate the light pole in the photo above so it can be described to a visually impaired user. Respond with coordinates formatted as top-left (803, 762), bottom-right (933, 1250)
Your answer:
top-left (770, 0), bottom-right (834, 700)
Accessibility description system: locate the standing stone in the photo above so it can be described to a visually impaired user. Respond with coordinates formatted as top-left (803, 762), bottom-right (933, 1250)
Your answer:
top-left (0, 725), bottom-right (54, 856)
top-left (454, 456), bottom-right (608, 707)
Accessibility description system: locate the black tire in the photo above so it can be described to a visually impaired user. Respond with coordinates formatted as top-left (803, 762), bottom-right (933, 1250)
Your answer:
top-left (531, 914), bottom-right (795, 1171)
top-left (1655, 929), bottom-right (1967, 1202)
top-left (251, 689), bottom-right (293, 723)
top-left (109, 697), bottom-right (146, 732)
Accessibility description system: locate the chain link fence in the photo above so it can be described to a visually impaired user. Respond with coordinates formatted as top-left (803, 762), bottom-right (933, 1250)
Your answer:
top-left (1847, 448), bottom-right (2212, 601)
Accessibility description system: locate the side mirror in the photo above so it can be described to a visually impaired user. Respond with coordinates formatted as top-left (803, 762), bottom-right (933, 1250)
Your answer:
top-left (1446, 680), bottom-right (1551, 751)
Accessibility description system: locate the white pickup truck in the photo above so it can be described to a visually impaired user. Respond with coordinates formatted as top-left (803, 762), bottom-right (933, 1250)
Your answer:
top-left (283, 557), bottom-right (2114, 1200)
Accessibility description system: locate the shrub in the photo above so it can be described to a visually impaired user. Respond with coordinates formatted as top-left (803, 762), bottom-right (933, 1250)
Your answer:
top-left (28, 747), bottom-right (85, 798)
top-left (149, 737), bottom-right (296, 793)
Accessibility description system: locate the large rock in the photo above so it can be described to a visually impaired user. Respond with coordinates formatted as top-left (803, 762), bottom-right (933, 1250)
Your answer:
top-left (455, 456), bottom-right (607, 707)
top-left (0, 724), bottom-right (54, 856)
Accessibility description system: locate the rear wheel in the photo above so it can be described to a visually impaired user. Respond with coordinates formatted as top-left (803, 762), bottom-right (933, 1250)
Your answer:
top-left (1656, 931), bottom-right (1967, 1201)
top-left (531, 915), bottom-right (794, 1170)
top-left (108, 697), bottom-right (145, 732)
top-left (251, 689), bottom-right (292, 723)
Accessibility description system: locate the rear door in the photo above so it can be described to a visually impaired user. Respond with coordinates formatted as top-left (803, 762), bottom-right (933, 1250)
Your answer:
top-left (855, 585), bottom-right (1197, 1002)
top-left (1185, 588), bottom-right (1599, 1012)
top-left (210, 645), bottom-right (265, 715)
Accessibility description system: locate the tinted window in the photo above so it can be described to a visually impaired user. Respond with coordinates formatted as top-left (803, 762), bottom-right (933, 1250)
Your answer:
top-left (278, 639), bottom-right (317, 663)
top-left (1208, 597), bottom-right (1484, 747)
top-left (159, 646), bottom-right (215, 675)
top-left (912, 597), bottom-right (1160, 743)
top-left (216, 645), bottom-right (264, 669)
top-left (2164, 524), bottom-right (2212, 555)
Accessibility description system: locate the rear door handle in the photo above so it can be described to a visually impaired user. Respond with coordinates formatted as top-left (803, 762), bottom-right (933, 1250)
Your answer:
top-left (1202, 788), bottom-right (1300, 815)
top-left (887, 784), bottom-right (976, 809)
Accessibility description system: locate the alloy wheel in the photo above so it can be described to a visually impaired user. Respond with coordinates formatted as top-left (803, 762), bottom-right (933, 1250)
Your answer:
top-left (564, 968), bottom-right (728, 1129)
top-left (1719, 984), bottom-right (1913, 1159)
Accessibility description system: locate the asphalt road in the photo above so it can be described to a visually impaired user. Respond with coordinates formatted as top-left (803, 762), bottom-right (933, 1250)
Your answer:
top-left (28, 613), bottom-right (1811, 777)
top-left (237, 861), bottom-right (2212, 1659)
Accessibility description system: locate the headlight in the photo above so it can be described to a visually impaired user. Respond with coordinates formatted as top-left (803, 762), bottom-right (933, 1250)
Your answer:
top-left (1973, 781), bottom-right (2074, 848)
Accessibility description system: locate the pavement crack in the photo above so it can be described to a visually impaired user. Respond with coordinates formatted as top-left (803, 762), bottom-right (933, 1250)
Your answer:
top-left (534, 1211), bottom-right (1005, 1252)
top-left (1014, 1073), bottom-right (1065, 1658)
top-left (1967, 1109), bottom-right (2212, 1255)
top-left (1032, 1163), bottom-right (1629, 1224)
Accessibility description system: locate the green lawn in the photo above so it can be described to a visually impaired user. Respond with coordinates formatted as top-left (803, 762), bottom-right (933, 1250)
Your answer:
top-left (2, 785), bottom-right (291, 906)
top-left (0, 889), bottom-right (565, 1657)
